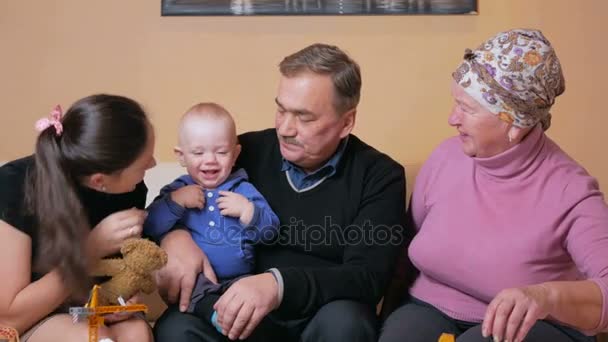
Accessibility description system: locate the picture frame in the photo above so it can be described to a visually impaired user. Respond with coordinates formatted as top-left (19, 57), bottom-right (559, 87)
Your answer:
top-left (161, 0), bottom-right (478, 16)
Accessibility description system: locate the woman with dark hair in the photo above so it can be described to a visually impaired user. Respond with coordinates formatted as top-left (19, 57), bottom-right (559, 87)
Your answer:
top-left (0, 94), bottom-right (156, 341)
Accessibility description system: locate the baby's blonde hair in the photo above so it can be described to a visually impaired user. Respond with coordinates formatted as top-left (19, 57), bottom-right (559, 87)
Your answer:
top-left (178, 102), bottom-right (237, 145)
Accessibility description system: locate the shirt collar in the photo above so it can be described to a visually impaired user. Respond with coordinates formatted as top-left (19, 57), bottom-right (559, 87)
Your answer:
top-left (280, 137), bottom-right (349, 177)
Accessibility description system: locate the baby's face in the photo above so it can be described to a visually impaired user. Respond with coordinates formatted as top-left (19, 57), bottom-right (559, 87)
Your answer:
top-left (178, 118), bottom-right (240, 189)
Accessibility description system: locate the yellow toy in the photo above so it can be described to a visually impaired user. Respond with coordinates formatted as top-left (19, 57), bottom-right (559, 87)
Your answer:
top-left (90, 238), bottom-right (168, 305)
top-left (438, 333), bottom-right (456, 342)
top-left (70, 285), bottom-right (147, 342)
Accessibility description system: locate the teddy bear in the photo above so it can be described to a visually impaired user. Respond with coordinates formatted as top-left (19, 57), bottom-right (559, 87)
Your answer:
top-left (90, 238), bottom-right (168, 306)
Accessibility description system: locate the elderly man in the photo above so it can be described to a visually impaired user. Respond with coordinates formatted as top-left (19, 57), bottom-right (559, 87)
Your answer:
top-left (154, 43), bottom-right (407, 342)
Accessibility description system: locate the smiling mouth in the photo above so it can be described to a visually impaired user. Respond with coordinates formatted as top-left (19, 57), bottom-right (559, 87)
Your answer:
top-left (201, 170), bottom-right (219, 178)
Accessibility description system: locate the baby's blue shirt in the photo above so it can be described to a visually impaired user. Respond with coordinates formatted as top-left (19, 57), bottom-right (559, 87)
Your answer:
top-left (144, 169), bottom-right (279, 280)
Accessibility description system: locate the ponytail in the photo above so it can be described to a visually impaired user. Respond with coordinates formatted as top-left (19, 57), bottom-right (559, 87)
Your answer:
top-left (25, 128), bottom-right (91, 299)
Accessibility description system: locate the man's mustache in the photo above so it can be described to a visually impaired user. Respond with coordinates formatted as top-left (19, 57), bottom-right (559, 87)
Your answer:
top-left (280, 137), bottom-right (303, 147)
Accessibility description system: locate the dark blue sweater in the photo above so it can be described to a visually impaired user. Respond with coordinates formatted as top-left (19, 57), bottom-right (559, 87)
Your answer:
top-left (237, 129), bottom-right (408, 319)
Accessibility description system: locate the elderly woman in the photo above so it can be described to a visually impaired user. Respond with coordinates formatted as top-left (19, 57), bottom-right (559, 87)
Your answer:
top-left (380, 29), bottom-right (608, 342)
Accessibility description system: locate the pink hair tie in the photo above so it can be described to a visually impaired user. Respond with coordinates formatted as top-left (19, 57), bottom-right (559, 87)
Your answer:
top-left (35, 105), bottom-right (64, 136)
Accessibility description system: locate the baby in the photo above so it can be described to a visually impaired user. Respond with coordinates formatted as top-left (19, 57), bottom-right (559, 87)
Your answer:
top-left (144, 102), bottom-right (279, 324)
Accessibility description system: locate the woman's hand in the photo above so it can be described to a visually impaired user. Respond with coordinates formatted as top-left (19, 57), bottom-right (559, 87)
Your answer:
top-left (155, 229), bottom-right (217, 312)
top-left (87, 208), bottom-right (147, 260)
top-left (103, 293), bottom-right (144, 323)
top-left (482, 285), bottom-right (554, 342)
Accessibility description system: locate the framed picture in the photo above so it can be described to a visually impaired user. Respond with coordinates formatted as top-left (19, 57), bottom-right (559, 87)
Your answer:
top-left (161, 0), bottom-right (478, 16)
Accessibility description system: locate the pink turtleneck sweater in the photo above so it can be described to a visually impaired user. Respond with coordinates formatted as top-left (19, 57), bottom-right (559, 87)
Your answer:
top-left (408, 125), bottom-right (608, 334)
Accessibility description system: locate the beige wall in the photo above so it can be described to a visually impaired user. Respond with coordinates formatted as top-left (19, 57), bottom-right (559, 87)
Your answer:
top-left (1, 0), bottom-right (607, 192)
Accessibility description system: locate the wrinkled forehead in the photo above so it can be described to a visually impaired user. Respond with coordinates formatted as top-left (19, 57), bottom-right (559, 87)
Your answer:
top-left (451, 81), bottom-right (483, 109)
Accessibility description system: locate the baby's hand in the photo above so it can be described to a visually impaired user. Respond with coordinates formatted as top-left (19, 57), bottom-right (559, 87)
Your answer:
top-left (171, 185), bottom-right (205, 209)
top-left (217, 191), bottom-right (254, 225)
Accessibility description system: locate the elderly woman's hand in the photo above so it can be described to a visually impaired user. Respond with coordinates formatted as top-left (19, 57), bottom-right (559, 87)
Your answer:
top-left (482, 284), bottom-right (554, 342)
top-left (155, 229), bottom-right (217, 312)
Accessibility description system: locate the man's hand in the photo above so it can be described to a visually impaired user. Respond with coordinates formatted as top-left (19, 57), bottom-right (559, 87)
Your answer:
top-left (171, 185), bottom-right (205, 209)
top-left (482, 284), bottom-right (554, 342)
top-left (156, 229), bottom-right (217, 311)
top-left (214, 273), bottom-right (279, 340)
top-left (217, 191), bottom-right (254, 225)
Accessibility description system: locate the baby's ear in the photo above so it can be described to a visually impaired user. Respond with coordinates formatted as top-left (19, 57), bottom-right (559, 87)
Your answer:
top-left (174, 146), bottom-right (186, 167)
top-left (233, 144), bottom-right (242, 161)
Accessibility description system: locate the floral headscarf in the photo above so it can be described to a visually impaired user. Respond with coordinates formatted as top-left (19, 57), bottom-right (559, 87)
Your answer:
top-left (452, 29), bottom-right (565, 130)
